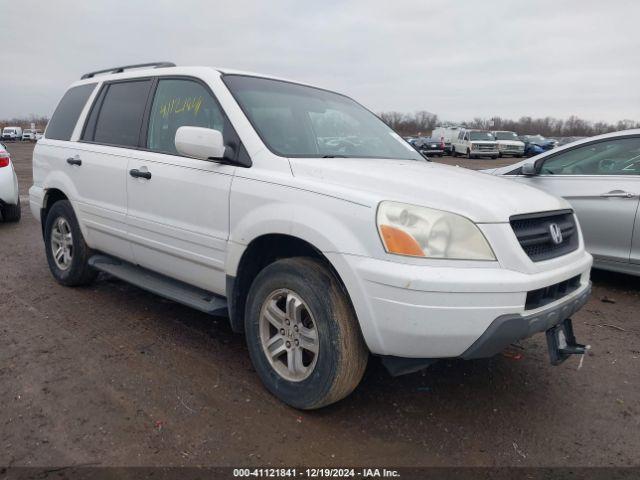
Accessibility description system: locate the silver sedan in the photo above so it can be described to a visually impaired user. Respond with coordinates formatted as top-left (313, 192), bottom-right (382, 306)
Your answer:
top-left (486, 129), bottom-right (640, 276)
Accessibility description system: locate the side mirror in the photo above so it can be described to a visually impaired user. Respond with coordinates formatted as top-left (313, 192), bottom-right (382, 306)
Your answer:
top-left (521, 162), bottom-right (537, 176)
top-left (175, 126), bottom-right (226, 161)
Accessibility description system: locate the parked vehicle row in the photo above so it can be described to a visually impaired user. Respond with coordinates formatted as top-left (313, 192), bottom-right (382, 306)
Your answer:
top-left (1, 126), bottom-right (43, 142)
top-left (30, 62), bottom-right (592, 409)
top-left (429, 125), bottom-right (561, 159)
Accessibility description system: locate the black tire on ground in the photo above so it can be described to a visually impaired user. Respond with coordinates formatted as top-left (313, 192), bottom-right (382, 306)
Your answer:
top-left (451, 149), bottom-right (457, 157)
top-left (44, 200), bottom-right (98, 286)
top-left (467, 149), bottom-right (473, 159)
top-left (491, 155), bottom-right (499, 159)
top-left (1, 197), bottom-right (21, 222)
top-left (244, 257), bottom-right (369, 410)
top-left (516, 155), bottom-right (523, 158)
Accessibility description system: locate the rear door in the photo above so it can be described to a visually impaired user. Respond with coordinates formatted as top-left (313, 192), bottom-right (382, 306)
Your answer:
top-left (77, 79), bottom-right (154, 262)
top-left (125, 77), bottom-right (237, 294)
top-left (513, 135), bottom-right (640, 264)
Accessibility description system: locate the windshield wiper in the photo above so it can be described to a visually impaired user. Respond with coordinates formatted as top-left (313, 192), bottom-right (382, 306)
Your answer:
top-left (322, 155), bottom-right (348, 158)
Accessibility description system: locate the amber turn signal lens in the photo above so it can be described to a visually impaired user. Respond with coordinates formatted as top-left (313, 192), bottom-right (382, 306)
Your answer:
top-left (379, 225), bottom-right (425, 257)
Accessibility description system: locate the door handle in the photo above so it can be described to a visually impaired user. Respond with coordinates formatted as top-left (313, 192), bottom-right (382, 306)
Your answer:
top-left (66, 157), bottom-right (82, 166)
top-left (129, 168), bottom-right (151, 180)
top-left (600, 190), bottom-right (634, 198)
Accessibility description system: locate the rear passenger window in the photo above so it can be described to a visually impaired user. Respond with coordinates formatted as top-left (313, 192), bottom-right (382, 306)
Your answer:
top-left (147, 79), bottom-right (224, 155)
top-left (46, 83), bottom-right (96, 141)
top-left (89, 80), bottom-right (152, 147)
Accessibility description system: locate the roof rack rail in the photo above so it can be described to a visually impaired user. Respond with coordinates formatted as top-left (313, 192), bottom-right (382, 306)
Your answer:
top-left (81, 62), bottom-right (176, 80)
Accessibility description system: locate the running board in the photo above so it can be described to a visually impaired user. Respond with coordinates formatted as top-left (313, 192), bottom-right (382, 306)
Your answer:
top-left (88, 254), bottom-right (228, 316)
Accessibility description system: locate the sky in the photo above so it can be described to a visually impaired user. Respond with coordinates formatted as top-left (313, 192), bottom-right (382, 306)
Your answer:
top-left (1, 0), bottom-right (639, 123)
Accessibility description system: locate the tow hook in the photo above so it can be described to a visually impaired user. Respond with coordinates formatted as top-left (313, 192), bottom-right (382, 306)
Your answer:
top-left (546, 318), bottom-right (589, 366)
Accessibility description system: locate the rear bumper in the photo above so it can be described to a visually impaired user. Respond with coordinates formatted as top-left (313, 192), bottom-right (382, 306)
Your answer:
top-left (0, 167), bottom-right (19, 205)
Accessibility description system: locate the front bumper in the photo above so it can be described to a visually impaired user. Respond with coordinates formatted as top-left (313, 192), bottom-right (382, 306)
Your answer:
top-left (461, 283), bottom-right (591, 359)
top-left (329, 249), bottom-right (592, 359)
top-left (471, 150), bottom-right (499, 156)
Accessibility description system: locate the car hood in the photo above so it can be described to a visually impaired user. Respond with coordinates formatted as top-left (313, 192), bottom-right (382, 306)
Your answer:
top-left (496, 140), bottom-right (524, 146)
top-left (289, 158), bottom-right (569, 223)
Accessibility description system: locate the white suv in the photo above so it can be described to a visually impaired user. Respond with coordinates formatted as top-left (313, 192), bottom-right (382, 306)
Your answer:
top-left (30, 63), bottom-right (593, 409)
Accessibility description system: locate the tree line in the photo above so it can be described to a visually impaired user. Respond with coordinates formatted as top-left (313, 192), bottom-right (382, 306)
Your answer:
top-left (378, 111), bottom-right (640, 138)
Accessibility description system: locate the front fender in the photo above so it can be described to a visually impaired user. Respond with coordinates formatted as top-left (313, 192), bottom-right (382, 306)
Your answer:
top-left (226, 176), bottom-right (378, 275)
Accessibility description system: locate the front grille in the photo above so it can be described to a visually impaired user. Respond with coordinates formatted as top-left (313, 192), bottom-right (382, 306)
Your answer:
top-left (476, 144), bottom-right (496, 151)
top-left (510, 209), bottom-right (579, 261)
top-left (525, 275), bottom-right (581, 310)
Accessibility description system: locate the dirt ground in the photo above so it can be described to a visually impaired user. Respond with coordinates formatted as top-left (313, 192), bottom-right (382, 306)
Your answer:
top-left (1, 142), bottom-right (639, 468)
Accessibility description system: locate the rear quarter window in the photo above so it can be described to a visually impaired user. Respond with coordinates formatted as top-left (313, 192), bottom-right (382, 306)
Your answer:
top-left (46, 83), bottom-right (96, 141)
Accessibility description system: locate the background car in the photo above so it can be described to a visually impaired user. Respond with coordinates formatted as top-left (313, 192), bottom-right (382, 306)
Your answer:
top-left (487, 129), bottom-right (640, 276)
top-left (451, 129), bottom-right (499, 159)
top-left (491, 130), bottom-right (525, 157)
top-left (21, 129), bottom-right (35, 141)
top-left (413, 136), bottom-right (445, 156)
top-left (0, 142), bottom-right (21, 222)
top-left (520, 134), bottom-right (556, 156)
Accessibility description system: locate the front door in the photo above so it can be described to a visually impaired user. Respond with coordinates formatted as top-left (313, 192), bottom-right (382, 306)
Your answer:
top-left (126, 78), bottom-right (236, 295)
top-left (513, 135), bottom-right (640, 264)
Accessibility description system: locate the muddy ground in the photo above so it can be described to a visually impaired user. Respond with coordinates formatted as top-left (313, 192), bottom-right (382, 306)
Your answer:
top-left (1, 142), bottom-right (638, 468)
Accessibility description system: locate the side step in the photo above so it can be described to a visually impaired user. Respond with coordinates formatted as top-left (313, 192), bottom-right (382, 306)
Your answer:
top-left (88, 254), bottom-right (228, 316)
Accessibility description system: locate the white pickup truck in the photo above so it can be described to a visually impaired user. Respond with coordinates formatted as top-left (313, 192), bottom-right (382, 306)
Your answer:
top-left (30, 63), bottom-right (592, 409)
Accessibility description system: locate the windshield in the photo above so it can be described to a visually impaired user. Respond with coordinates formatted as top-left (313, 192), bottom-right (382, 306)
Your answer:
top-left (223, 75), bottom-right (423, 160)
top-left (495, 131), bottom-right (518, 140)
top-left (527, 135), bottom-right (546, 142)
top-left (470, 131), bottom-right (495, 141)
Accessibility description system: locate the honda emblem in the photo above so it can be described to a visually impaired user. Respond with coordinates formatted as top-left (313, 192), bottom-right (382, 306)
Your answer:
top-left (549, 223), bottom-right (563, 244)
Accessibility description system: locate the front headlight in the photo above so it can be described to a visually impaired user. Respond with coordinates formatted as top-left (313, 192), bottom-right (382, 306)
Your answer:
top-left (471, 143), bottom-right (479, 150)
top-left (376, 201), bottom-right (496, 260)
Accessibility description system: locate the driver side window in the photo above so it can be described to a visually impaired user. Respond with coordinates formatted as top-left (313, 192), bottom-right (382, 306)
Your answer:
top-left (147, 79), bottom-right (224, 155)
top-left (540, 137), bottom-right (640, 175)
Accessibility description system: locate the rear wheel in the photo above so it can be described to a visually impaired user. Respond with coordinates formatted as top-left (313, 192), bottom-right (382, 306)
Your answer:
top-left (1, 198), bottom-right (21, 222)
top-left (44, 200), bottom-right (97, 286)
top-left (245, 257), bottom-right (368, 409)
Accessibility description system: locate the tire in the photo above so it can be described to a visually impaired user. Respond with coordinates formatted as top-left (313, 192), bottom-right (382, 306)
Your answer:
top-left (467, 149), bottom-right (473, 159)
top-left (491, 155), bottom-right (499, 160)
top-left (1, 198), bottom-right (21, 222)
top-left (451, 148), bottom-right (457, 157)
top-left (516, 155), bottom-right (523, 158)
top-left (244, 257), bottom-right (368, 409)
top-left (44, 200), bottom-right (97, 286)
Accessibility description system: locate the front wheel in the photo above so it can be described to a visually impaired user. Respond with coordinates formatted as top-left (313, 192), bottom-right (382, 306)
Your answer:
top-left (44, 200), bottom-right (98, 286)
top-left (245, 257), bottom-right (368, 409)
top-left (467, 149), bottom-right (473, 159)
